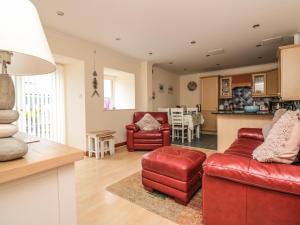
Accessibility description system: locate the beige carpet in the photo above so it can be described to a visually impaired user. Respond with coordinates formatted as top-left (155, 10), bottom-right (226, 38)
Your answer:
top-left (106, 171), bottom-right (203, 225)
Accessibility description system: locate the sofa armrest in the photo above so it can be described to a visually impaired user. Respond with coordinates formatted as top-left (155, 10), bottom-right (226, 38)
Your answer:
top-left (159, 123), bottom-right (171, 131)
top-left (238, 128), bottom-right (264, 141)
top-left (126, 123), bottom-right (139, 132)
top-left (203, 153), bottom-right (300, 196)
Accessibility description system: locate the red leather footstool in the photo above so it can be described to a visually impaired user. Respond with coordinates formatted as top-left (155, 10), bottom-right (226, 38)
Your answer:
top-left (141, 146), bottom-right (206, 205)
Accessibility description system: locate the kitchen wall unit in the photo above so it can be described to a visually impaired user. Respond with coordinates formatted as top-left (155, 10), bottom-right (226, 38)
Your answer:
top-left (252, 73), bottom-right (266, 96)
top-left (220, 77), bottom-right (232, 98)
top-left (200, 76), bottom-right (219, 133)
top-left (278, 44), bottom-right (300, 100)
top-left (266, 69), bottom-right (279, 96)
top-left (218, 70), bottom-right (279, 99)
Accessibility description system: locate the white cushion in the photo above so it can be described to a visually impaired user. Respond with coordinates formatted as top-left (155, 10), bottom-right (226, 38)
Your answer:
top-left (253, 110), bottom-right (300, 164)
top-left (135, 113), bottom-right (161, 131)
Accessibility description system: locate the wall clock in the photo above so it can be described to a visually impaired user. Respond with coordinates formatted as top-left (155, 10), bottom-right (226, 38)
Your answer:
top-left (187, 81), bottom-right (197, 91)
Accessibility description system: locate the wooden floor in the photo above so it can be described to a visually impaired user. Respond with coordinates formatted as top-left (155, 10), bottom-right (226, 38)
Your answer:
top-left (75, 146), bottom-right (215, 225)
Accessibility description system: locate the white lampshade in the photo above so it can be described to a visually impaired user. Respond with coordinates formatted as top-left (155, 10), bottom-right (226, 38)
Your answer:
top-left (0, 0), bottom-right (56, 75)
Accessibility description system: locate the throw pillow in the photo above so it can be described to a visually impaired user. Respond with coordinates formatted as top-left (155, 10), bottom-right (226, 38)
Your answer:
top-left (253, 110), bottom-right (300, 164)
top-left (262, 108), bottom-right (287, 139)
top-left (135, 113), bottom-right (161, 131)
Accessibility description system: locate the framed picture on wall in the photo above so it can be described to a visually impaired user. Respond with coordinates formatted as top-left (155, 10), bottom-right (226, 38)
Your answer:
top-left (168, 86), bottom-right (173, 94)
top-left (159, 84), bottom-right (164, 93)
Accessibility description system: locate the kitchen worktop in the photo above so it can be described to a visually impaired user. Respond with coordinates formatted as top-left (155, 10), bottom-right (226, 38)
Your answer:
top-left (212, 111), bottom-right (274, 116)
top-left (0, 138), bottom-right (84, 184)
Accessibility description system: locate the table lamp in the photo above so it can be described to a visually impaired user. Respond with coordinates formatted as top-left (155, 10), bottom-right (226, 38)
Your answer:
top-left (0, 0), bottom-right (56, 161)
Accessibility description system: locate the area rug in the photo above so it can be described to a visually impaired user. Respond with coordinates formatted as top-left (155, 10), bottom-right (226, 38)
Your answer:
top-left (106, 172), bottom-right (203, 225)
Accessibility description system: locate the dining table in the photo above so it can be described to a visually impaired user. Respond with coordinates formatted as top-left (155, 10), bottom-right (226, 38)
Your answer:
top-left (183, 113), bottom-right (205, 142)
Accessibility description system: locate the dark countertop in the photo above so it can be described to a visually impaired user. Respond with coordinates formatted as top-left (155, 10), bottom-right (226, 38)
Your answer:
top-left (212, 111), bottom-right (274, 116)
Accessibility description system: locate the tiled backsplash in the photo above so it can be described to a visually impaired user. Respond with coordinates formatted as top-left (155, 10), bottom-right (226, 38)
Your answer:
top-left (220, 87), bottom-right (279, 110)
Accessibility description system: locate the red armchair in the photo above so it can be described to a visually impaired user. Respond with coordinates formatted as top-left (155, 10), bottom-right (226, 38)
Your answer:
top-left (203, 128), bottom-right (300, 225)
top-left (126, 112), bottom-right (171, 151)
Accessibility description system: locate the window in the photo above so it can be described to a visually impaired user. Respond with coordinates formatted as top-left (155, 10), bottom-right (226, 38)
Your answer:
top-left (14, 64), bottom-right (65, 143)
top-left (103, 68), bottom-right (135, 110)
top-left (104, 77), bottom-right (114, 110)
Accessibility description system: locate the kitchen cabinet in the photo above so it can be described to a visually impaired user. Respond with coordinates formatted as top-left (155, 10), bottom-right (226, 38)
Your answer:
top-left (252, 73), bottom-right (266, 96)
top-left (278, 44), bottom-right (300, 100)
top-left (219, 76), bottom-right (232, 98)
top-left (200, 76), bottom-right (218, 133)
top-left (266, 69), bottom-right (279, 96)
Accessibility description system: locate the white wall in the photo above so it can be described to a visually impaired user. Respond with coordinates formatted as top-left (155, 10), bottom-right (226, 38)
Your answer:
top-left (63, 61), bottom-right (86, 149)
top-left (152, 67), bottom-right (180, 110)
top-left (179, 63), bottom-right (277, 107)
top-left (45, 28), bottom-right (151, 146)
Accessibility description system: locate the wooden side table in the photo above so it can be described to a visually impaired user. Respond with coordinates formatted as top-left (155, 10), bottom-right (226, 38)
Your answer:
top-left (86, 130), bottom-right (116, 159)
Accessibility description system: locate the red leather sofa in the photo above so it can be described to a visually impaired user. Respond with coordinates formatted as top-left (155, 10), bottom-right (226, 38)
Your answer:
top-left (126, 112), bottom-right (171, 151)
top-left (203, 128), bottom-right (300, 225)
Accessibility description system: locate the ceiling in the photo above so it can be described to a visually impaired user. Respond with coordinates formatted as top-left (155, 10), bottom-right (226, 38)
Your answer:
top-left (30, 0), bottom-right (300, 74)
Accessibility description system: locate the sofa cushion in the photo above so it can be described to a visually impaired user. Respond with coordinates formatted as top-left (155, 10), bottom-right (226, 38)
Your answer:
top-left (238, 128), bottom-right (264, 142)
top-left (133, 130), bottom-right (162, 139)
top-left (142, 146), bottom-right (206, 182)
top-left (225, 137), bottom-right (263, 158)
top-left (253, 110), bottom-right (300, 164)
top-left (135, 113), bottom-right (161, 131)
top-left (204, 153), bottom-right (300, 196)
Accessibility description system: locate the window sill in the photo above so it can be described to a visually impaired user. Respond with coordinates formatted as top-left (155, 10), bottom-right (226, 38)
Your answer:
top-left (104, 108), bottom-right (136, 111)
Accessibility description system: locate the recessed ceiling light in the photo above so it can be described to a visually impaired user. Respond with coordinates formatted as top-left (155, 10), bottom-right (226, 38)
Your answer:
top-left (169, 62), bottom-right (173, 65)
top-left (258, 56), bottom-right (263, 59)
top-left (56, 11), bottom-right (64, 16)
top-left (256, 44), bottom-right (262, 47)
top-left (148, 52), bottom-right (153, 55)
top-left (252, 24), bottom-right (260, 28)
top-left (115, 37), bottom-right (121, 41)
top-left (190, 41), bottom-right (196, 44)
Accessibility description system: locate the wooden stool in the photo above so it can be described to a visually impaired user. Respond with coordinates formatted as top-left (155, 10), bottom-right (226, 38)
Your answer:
top-left (86, 130), bottom-right (116, 159)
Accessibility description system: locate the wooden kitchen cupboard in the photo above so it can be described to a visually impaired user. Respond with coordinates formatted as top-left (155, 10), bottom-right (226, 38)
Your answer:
top-left (200, 76), bottom-right (219, 133)
top-left (278, 44), bottom-right (300, 100)
top-left (266, 69), bottom-right (279, 96)
top-left (219, 76), bottom-right (232, 98)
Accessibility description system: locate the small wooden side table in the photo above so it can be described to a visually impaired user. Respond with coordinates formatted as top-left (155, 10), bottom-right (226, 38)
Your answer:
top-left (86, 130), bottom-right (116, 159)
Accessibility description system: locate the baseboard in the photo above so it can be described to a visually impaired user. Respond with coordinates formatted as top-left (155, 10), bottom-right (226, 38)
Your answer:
top-left (115, 141), bottom-right (127, 147)
top-left (201, 131), bottom-right (217, 135)
top-left (85, 141), bottom-right (127, 156)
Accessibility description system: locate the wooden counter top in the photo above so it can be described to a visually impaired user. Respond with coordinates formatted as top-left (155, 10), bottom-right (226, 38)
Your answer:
top-left (0, 139), bottom-right (84, 184)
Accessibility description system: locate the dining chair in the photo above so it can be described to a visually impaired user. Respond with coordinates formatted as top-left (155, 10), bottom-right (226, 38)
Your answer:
top-left (186, 108), bottom-right (199, 139)
top-left (158, 108), bottom-right (171, 124)
top-left (170, 108), bottom-right (188, 143)
top-left (186, 108), bottom-right (198, 114)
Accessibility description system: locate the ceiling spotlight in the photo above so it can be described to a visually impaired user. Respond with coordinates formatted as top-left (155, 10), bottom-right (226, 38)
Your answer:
top-left (252, 24), bottom-right (260, 28)
top-left (148, 52), bottom-right (153, 55)
top-left (190, 41), bottom-right (196, 44)
top-left (258, 56), bottom-right (263, 59)
top-left (256, 44), bottom-right (262, 47)
top-left (115, 37), bottom-right (121, 41)
top-left (56, 11), bottom-right (64, 16)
